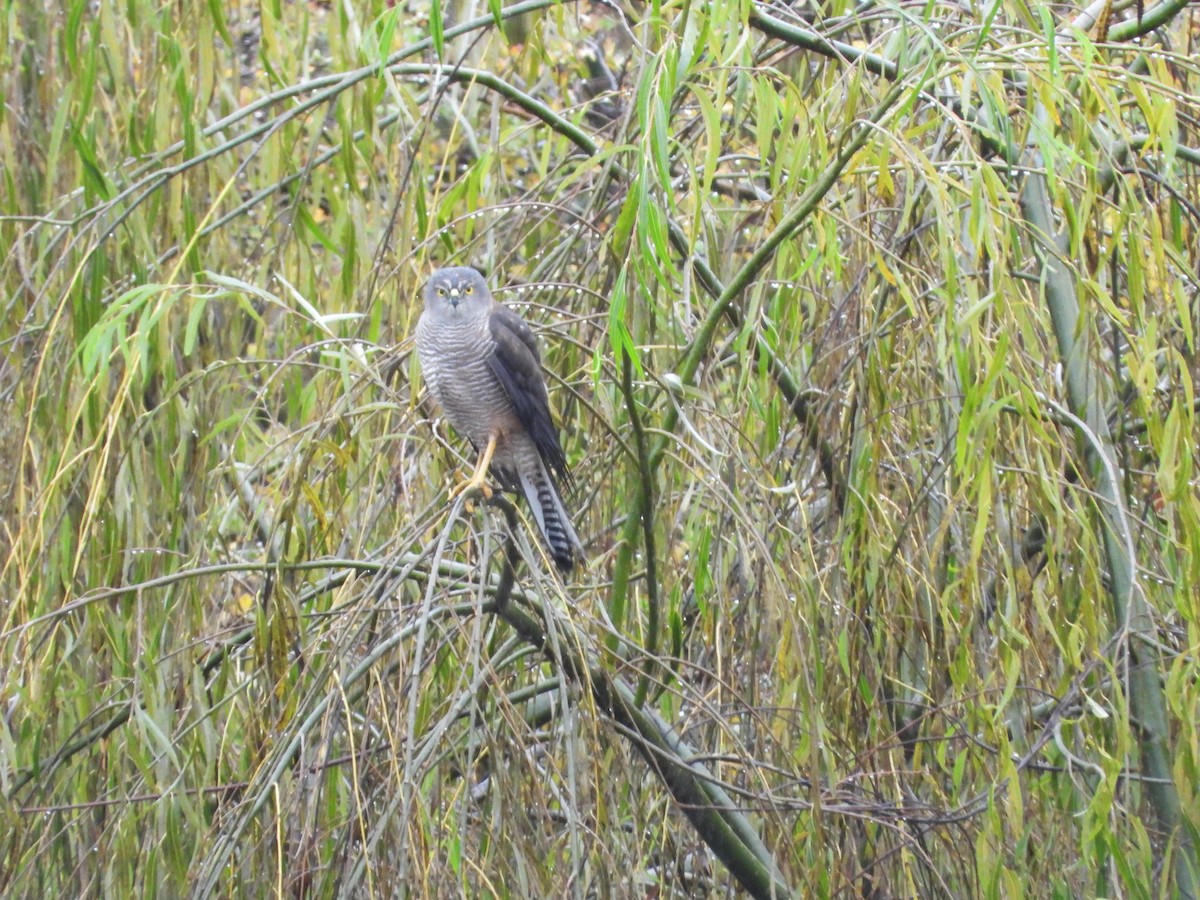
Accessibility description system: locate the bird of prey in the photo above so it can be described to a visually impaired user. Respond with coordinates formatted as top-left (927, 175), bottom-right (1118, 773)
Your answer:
top-left (415, 267), bottom-right (583, 572)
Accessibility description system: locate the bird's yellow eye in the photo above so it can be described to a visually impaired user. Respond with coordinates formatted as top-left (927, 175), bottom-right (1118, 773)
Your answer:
top-left (437, 287), bottom-right (446, 297)
top-left (465, 286), bottom-right (474, 295)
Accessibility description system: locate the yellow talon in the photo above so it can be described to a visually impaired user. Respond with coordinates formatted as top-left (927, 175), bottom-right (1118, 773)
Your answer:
top-left (449, 470), bottom-right (493, 501)
top-left (449, 433), bottom-right (497, 501)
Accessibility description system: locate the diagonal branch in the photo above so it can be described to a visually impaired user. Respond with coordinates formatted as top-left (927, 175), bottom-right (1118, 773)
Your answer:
top-left (489, 497), bottom-right (793, 900)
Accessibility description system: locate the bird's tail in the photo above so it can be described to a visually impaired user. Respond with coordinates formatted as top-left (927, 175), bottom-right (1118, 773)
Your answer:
top-left (518, 463), bottom-right (582, 573)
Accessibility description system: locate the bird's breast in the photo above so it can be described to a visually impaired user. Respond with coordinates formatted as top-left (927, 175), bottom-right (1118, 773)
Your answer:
top-left (416, 314), bottom-right (515, 447)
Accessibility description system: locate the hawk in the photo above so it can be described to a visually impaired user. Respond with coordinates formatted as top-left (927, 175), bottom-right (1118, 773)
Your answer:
top-left (415, 267), bottom-right (583, 572)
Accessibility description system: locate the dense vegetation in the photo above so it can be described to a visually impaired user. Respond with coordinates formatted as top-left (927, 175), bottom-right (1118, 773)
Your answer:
top-left (2, 1), bottom-right (1198, 896)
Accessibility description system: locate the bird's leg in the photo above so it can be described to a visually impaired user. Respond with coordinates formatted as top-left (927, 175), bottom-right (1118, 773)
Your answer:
top-left (450, 433), bottom-right (497, 500)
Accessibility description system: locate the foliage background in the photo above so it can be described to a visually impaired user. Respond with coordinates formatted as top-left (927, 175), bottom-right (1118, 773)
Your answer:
top-left (2, 0), bottom-right (1198, 896)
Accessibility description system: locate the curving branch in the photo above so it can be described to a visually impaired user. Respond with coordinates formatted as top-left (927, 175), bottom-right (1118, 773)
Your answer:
top-left (748, 6), bottom-right (899, 80)
top-left (488, 497), bottom-right (794, 900)
top-left (1019, 159), bottom-right (1198, 896)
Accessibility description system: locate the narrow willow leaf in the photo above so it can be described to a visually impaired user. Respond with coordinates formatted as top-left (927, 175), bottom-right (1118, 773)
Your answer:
top-left (183, 293), bottom-right (208, 356)
top-left (376, 6), bottom-right (400, 75)
top-left (693, 88), bottom-right (721, 198)
top-left (607, 268), bottom-right (642, 377)
top-left (610, 180), bottom-right (641, 261)
top-left (651, 96), bottom-right (672, 202)
top-left (206, 0), bottom-right (233, 44)
top-left (296, 203), bottom-right (337, 253)
top-left (430, 0), bottom-right (444, 58)
top-left (72, 128), bottom-right (112, 200)
top-left (1158, 405), bottom-right (1182, 500)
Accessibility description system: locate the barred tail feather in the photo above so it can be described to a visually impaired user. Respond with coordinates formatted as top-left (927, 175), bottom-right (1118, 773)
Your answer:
top-left (518, 464), bottom-right (582, 573)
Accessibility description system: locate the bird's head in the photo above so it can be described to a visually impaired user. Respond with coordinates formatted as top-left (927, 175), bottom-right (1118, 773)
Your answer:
top-left (422, 267), bottom-right (491, 320)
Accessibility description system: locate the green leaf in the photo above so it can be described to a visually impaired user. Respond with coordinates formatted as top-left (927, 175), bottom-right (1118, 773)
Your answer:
top-left (296, 202), bottom-right (336, 253)
top-left (72, 126), bottom-right (112, 201)
top-left (206, 0), bottom-right (234, 45)
top-left (650, 95), bottom-right (672, 202)
top-left (430, 0), bottom-right (444, 58)
top-left (375, 6), bottom-right (399, 75)
top-left (610, 178), bottom-right (641, 260)
top-left (183, 293), bottom-right (208, 356)
top-left (693, 88), bottom-right (721, 199)
top-left (607, 268), bottom-right (642, 377)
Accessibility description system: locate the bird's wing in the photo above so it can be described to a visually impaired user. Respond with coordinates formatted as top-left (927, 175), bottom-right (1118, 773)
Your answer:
top-left (486, 304), bottom-right (571, 481)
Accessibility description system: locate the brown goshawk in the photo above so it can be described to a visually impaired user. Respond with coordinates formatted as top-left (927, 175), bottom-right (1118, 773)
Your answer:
top-left (415, 267), bottom-right (582, 572)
